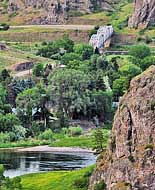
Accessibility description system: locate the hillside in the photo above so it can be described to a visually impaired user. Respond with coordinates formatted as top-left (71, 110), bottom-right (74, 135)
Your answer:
top-left (0, 0), bottom-right (122, 25)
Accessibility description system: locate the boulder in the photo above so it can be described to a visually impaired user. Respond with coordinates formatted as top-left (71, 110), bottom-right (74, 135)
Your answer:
top-left (14, 61), bottom-right (34, 71)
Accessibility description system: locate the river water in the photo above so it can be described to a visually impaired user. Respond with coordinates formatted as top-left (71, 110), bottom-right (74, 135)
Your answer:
top-left (0, 150), bottom-right (96, 178)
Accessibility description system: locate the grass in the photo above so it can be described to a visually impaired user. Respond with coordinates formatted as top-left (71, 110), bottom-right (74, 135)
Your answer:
top-left (0, 139), bottom-right (49, 149)
top-left (0, 129), bottom-right (110, 149)
top-left (0, 44), bottom-right (54, 71)
top-left (0, 27), bottom-right (86, 43)
top-left (51, 129), bottom-right (110, 149)
top-left (21, 165), bottom-right (94, 190)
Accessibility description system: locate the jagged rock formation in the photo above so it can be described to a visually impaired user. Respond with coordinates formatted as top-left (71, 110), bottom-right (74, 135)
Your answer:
top-left (89, 25), bottom-right (114, 53)
top-left (6, 0), bottom-right (115, 24)
top-left (89, 66), bottom-right (155, 190)
top-left (128, 0), bottom-right (155, 28)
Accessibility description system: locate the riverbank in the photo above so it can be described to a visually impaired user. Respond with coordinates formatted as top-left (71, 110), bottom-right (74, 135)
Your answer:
top-left (17, 145), bottom-right (94, 153)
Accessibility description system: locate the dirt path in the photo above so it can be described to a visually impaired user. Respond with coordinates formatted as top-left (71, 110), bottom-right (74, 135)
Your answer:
top-left (10, 25), bottom-right (95, 31)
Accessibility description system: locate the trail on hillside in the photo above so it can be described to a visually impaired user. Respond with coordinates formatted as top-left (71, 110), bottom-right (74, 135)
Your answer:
top-left (10, 25), bottom-right (95, 31)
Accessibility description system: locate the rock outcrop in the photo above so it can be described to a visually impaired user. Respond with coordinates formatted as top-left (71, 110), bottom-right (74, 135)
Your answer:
top-left (89, 66), bottom-right (155, 190)
top-left (89, 25), bottom-right (114, 53)
top-left (128, 0), bottom-right (155, 28)
top-left (6, 0), bottom-right (116, 24)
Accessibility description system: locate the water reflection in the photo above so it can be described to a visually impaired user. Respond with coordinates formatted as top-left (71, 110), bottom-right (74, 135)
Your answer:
top-left (0, 151), bottom-right (96, 178)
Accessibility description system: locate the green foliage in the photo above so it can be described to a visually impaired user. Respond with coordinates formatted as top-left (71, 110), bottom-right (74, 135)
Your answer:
top-left (37, 35), bottom-right (74, 58)
top-left (16, 84), bottom-right (49, 134)
top-left (113, 77), bottom-right (129, 97)
top-left (141, 56), bottom-right (155, 71)
top-left (48, 69), bottom-right (91, 120)
top-left (0, 165), bottom-right (22, 190)
top-left (68, 126), bottom-right (83, 136)
top-left (9, 125), bottom-right (27, 141)
top-left (94, 181), bottom-right (107, 190)
top-left (0, 133), bottom-right (10, 143)
top-left (73, 43), bottom-right (94, 60)
top-left (61, 53), bottom-right (82, 65)
top-left (119, 63), bottom-right (142, 79)
top-left (32, 63), bottom-right (44, 77)
top-left (0, 113), bottom-right (20, 133)
top-left (73, 177), bottom-right (89, 189)
top-left (129, 45), bottom-right (151, 60)
top-left (93, 128), bottom-right (105, 154)
top-left (38, 129), bottom-right (53, 141)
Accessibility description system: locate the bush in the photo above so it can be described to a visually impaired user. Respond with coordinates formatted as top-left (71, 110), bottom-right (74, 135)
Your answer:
top-left (68, 126), bottom-right (83, 136)
top-left (0, 133), bottom-right (10, 143)
top-left (129, 45), bottom-right (151, 59)
top-left (94, 181), bottom-right (107, 190)
top-left (73, 177), bottom-right (89, 189)
top-left (38, 129), bottom-right (53, 141)
top-left (12, 125), bottom-right (27, 141)
top-left (32, 63), bottom-right (44, 77)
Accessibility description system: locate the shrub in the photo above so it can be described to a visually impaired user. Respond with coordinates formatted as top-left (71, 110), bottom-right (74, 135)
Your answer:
top-left (0, 133), bottom-right (10, 143)
top-left (12, 125), bottom-right (27, 141)
top-left (38, 129), bottom-right (53, 141)
top-left (94, 181), bottom-right (107, 190)
top-left (129, 45), bottom-right (151, 59)
top-left (32, 63), bottom-right (44, 77)
top-left (68, 126), bottom-right (83, 136)
top-left (73, 177), bottom-right (89, 189)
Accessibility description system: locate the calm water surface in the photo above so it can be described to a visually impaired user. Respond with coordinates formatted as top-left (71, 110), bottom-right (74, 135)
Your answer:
top-left (0, 150), bottom-right (96, 178)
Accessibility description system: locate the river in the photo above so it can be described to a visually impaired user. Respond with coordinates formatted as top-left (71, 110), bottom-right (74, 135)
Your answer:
top-left (0, 148), bottom-right (96, 178)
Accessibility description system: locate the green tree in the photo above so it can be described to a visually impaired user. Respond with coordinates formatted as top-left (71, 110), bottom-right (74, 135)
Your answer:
top-left (119, 63), bottom-right (142, 80)
top-left (0, 113), bottom-right (20, 133)
top-left (93, 128), bottom-right (105, 154)
top-left (16, 85), bottom-right (49, 135)
top-left (48, 69), bottom-right (91, 126)
top-left (141, 56), bottom-right (155, 71)
top-left (74, 43), bottom-right (94, 60)
top-left (113, 77), bottom-right (129, 98)
top-left (129, 45), bottom-right (151, 59)
top-left (61, 53), bottom-right (82, 65)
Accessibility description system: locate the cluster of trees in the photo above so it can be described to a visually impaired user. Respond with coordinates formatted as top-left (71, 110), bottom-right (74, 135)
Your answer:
top-left (0, 35), bottom-right (154, 143)
top-left (112, 45), bottom-right (154, 99)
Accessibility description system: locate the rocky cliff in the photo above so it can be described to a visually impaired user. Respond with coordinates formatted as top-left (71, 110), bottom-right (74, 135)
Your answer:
top-left (128, 0), bottom-right (155, 28)
top-left (89, 66), bottom-right (155, 190)
top-left (6, 0), bottom-right (115, 24)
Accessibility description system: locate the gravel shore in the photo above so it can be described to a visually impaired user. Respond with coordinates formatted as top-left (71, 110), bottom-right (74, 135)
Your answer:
top-left (16, 145), bottom-right (94, 153)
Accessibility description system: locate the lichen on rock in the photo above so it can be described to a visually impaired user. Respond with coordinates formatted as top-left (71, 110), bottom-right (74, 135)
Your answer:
top-left (89, 66), bottom-right (155, 190)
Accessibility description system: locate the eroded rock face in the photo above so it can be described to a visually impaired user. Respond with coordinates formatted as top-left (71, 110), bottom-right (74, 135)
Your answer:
top-left (89, 66), bottom-right (155, 190)
top-left (7, 0), bottom-right (115, 24)
top-left (129, 0), bottom-right (155, 28)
